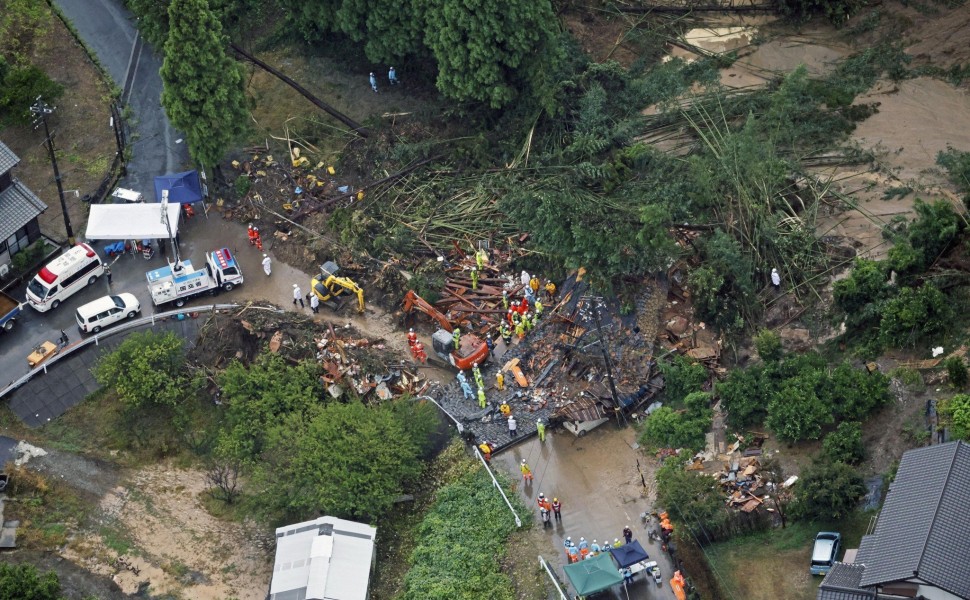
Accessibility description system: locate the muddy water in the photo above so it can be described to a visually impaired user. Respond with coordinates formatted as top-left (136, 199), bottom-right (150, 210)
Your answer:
top-left (494, 426), bottom-right (680, 599)
top-left (817, 77), bottom-right (970, 258)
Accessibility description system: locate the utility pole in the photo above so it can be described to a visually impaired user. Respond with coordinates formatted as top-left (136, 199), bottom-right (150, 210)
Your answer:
top-left (589, 296), bottom-right (627, 427)
top-left (30, 97), bottom-right (75, 245)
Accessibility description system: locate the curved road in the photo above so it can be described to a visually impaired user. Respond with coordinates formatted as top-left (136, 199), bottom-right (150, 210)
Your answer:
top-left (56, 0), bottom-right (189, 193)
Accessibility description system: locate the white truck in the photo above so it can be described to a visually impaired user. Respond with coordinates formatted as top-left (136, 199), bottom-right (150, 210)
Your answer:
top-left (146, 248), bottom-right (243, 308)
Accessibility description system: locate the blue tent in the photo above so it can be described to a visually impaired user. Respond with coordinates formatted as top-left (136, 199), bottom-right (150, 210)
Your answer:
top-left (608, 540), bottom-right (649, 568)
top-left (153, 171), bottom-right (203, 204)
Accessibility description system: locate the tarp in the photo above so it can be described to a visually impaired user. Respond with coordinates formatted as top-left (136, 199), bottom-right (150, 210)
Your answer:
top-left (85, 203), bottom-right (181, 240)
top-left (563, 552), bottom-right (623, 596)
top-left (153, 170), bottom-right (203, 204)
top-left (608, 540), bottom-right (649, 568)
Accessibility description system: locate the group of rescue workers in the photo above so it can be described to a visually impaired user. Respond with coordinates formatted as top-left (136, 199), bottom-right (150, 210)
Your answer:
top-left (246, 224), bottom-right (264, 251)
top-left (559, 524), bottom-right (635, 564)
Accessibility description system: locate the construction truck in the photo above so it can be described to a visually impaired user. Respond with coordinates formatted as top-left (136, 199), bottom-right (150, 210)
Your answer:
top-left (146, 248), bottom-right (243, 308)
top-left (311, 262), bottom-right (364, 313)
top-left (402, 290), bottom-right (489, 370)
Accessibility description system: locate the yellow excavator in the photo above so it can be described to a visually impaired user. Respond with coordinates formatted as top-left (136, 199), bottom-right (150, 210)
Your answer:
top-left (311, 261), bottom-right (365, 313)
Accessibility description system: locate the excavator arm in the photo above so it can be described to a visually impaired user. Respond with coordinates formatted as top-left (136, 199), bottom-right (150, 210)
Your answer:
top-left (329, 276), bottom-right (365, 313)
top-left (403, 290), bottom-right (453, 332)
top-left (311, 275), bottom-right (365, 313)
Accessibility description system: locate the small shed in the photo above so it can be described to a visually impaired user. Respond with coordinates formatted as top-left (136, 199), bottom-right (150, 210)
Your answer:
top-left (269, 515), bottom-right (377, 600)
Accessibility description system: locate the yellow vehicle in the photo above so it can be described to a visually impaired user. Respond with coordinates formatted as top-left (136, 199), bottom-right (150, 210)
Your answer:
top-left (27, 341), bottom-right (59, 368)
top-left (311, 261), bottom-right (365, 313)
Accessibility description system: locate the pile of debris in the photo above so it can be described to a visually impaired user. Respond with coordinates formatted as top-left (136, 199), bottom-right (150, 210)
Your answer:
top-left (193, 308), bottom-right (427, 403)
top-left (314, 324), bottom-right (429, 400)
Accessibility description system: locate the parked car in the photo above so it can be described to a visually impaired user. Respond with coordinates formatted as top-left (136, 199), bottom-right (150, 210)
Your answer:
top-left (75, 293), bottom-right (141, 334)
top-left (810, 532), bottom-right (841, 575)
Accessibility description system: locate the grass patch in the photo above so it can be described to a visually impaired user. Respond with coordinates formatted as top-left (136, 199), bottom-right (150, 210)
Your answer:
top-left (3, 467), bottom-right (91, 551)
top-left (40, 386), bottom-right (218, 468)
top-left (705, 511), bottom-right (874, 600)
top-left (99, 523), bottom-right (134, 556)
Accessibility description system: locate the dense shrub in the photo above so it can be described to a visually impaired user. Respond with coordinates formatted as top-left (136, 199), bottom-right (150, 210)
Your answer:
top-left (256, 400), bottom-right (432, 520)
top-left (754, 329), bottom-right (783, 362)
top-left (822, 421), bottom-right (865, 465)
top-left (766, 373), bottom-right (834, 443)
top-left (833, 259), bottom-right (892, 329)
top-left (0, 563), bottom-right (63, 600)
top-left (639, 392), bottom-right (713, 451)
top-left (937, 147), bottom-right (970, 209)
top-left (792, 461), bottom-right (866, 521)
top-left (717, 365), bottom-right (772, 429)
top-left (830, 361), bottom-right (891, 421)
top-left (94, 331), bottom-right (187, 409)
top-left (656, 458), bottom-right (727, 541)
top-left (878, 284), bottom-right (952, 349)
top-left (939, 394), bottom-right (970, 441)
top-left (773, 0), bottom-right (867, 24)
top-left (399, 467), bottom-right (520, 600)
top-left (659, 355), bottom-right (709, 405)
top-left (945, 356), bottom-right (969, 389)
top-left (0, 64), bottom-right (64, 126)
top-left (718, 352), bottom-right (888, 442)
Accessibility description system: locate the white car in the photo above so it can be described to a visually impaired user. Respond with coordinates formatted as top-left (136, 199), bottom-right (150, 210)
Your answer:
top-left (75, 293), bottom-right (141, 334)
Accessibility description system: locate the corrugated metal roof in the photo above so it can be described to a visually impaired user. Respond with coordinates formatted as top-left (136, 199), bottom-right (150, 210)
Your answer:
top-left (0, 141), bottom-right (19, 174)
top-left (859, 441), bottom-right (970, 599)
top-left (270, 516), bottom-right (376, 600)
top-left (0, 180), bottom-right (47, 242)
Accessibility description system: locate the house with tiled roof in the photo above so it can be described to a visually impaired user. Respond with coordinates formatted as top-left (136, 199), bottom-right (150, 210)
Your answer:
top-left (0, 141), bottom-right (48, 274)
top-left (817, 441), bottom-right (970, 600)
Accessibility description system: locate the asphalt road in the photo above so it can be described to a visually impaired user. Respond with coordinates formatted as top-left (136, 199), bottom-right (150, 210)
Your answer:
top-left (0, 0), bottom-right (196, 383)
top-left (54, 0), bottom-right (189, 193)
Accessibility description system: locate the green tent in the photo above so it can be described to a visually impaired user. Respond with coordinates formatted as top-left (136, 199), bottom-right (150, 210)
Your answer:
top-left (563, 552), bottom-right (624, 596)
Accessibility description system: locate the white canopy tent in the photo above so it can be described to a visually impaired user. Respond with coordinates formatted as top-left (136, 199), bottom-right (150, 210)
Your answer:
top-left (85, 203), bottom-right (181, 240)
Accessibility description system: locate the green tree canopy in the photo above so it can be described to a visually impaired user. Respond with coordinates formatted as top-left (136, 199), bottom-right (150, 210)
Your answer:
top-left (160, 0), bottom-right (248, 168)
top-left (656, 458), bottom-right (726, 540)
top-left (0, 563), bottom-right (63, 600)
top-left (939, 393), bottom-right (970, 441)
top-left (822, 421), bottom-right (865, 465)
top-left (639, 392), bottom-right (712, 451)
top-left (94, 331), bottom-right (186, 408)
top-left (423, 0), bottom-right (558, 108)
top-left (792, 461), bottom-right (866, 521)
top-left (766, 375), bottom-right (834, 443)
top-left (0, 64), bottom-right (63, 126)
top-left (257, 400), bottom-right (429, 519)
top-left (215, 353), bottom-right (321, 459)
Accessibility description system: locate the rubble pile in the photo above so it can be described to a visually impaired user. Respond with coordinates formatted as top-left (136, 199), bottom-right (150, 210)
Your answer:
top-left (192, 309), bottom-right (427, 403)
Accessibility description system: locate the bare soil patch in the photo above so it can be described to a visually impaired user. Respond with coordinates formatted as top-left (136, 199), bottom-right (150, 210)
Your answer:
top-left (63, 464), bottom-right (274, 600)
top-left (0, 6), bottom-right (116, 241)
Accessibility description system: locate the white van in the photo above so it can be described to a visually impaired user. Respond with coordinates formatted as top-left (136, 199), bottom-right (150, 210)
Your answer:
top-left (26, 243), bottom-right (105, 312)
top-left (75, 293), bottom-right (141, 333)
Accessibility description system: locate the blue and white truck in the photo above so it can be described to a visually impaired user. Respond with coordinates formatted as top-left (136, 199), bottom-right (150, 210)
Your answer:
top-left (0, 289), bottom-right (23, 331)
top-left (146, 248), bottom-right (243, 308)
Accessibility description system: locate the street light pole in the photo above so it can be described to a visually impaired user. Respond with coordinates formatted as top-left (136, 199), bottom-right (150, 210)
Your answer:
top-left (30, 97), bottom-right (75, 245)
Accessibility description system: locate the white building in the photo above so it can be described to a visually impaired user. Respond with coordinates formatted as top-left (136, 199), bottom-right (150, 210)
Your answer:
top-left (269, 516), bottom-right (377, 600)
